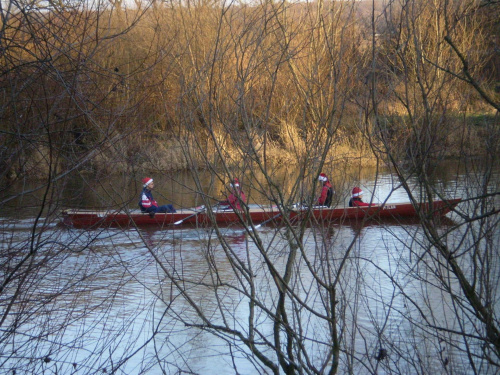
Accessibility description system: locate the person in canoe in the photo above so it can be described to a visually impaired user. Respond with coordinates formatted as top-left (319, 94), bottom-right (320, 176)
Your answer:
top-left (139, 177), bottom-right (177, 217)
top-left (317, 173), bottom-right (334, 207)
top-left (349, 186), bottom-right (371, 207)
top-left (219, 178), bottom-right (247, 210)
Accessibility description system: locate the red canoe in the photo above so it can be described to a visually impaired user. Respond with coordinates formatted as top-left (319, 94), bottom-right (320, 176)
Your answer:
top-left (60, 198), bottom-right (461, 229)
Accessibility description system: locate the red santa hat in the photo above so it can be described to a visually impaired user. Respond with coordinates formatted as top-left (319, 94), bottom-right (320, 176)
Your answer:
top-left (352, 187), bottom-right (363, 197)
top-left (142, 177), bottom-right (153, 187)
top-left (318, 173), bottom-right (328, 182)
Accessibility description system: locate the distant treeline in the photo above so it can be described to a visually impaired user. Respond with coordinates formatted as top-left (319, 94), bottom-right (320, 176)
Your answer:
top-left (0, 0), bottom-right (498, 179)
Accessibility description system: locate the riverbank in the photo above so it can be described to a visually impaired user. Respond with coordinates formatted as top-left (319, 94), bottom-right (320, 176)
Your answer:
top-left (1, 112), bottom-right (496, 182)
top-left (85, 112), bottom-right (497, 175)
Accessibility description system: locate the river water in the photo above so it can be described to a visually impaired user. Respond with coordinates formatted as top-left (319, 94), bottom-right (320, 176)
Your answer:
top-left (0, 162), bottom-right (498, 374)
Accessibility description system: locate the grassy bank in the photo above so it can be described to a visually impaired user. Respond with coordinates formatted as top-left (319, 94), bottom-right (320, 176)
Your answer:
top-left (1, 112), bottom-right (496, 183)
top-left (86, 112), bottom-right (498, 175)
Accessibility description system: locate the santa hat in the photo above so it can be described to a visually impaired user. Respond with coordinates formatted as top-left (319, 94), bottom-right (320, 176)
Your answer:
top-left (318, 173), bottom-right (328, 182)
top-left (142, 177), bottom-right (153, 187)
top-left (230, 178), bottom-right (240, 188)
top-left (352, 187), bottom-right (363, 197)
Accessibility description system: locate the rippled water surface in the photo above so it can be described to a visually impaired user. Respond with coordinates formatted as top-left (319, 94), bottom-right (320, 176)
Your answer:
top-left (1, 163), bottom-right (498, 374)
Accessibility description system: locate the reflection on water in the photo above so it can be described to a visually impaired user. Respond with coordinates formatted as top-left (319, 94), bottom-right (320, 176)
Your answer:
top-left (0, 221), bottom-right (468, 373)
top-left (1, 164), bottom-right (498, 374)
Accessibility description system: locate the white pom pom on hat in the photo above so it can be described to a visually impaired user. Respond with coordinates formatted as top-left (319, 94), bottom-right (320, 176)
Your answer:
top-left (142, 177), bottom-right (153, 187)
top-left (352, 186), bottom-right (363, 197)
top-left (318, 173), bottom-right (328, 182)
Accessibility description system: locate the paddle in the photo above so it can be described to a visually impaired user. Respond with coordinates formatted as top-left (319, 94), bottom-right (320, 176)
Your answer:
top-left (173, 206), bottom-right (206, 225)
top-left (254, 211), bottom-right (283, 229)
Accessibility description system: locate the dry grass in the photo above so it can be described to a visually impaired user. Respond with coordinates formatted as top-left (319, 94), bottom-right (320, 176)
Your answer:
top-left (7, 112), bottom-right (492, 181)
top-left (88, 121), bottom-right (382, 176)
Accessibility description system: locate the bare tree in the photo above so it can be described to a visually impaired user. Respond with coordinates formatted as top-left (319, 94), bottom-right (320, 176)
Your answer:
top-left (146, 0), bottom-right (500, 373)
top-left (1, 0), bottom-right (498, 373)
top-left (366, 0), bottom-right (500, 373)
top-left (0, 0), bottom-right (174, 373)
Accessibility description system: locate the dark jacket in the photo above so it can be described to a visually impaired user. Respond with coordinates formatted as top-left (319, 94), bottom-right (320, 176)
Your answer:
top-left (318, 181), bottom-right (334, 207)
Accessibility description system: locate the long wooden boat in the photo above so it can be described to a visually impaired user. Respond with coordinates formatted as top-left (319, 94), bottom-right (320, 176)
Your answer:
top-left (60, 198), bottom-right (461, 229)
